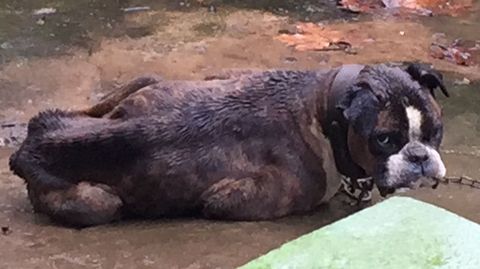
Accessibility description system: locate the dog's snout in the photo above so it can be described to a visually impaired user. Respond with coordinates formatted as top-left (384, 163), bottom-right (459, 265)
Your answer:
top-left (407, 153), bottom-right (429, 164)
top-left (405, 142), bottom-right (429, 164)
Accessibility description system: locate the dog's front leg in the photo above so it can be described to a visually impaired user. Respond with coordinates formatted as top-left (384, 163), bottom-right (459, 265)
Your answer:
top-left (200, 166), bottom-right (300, 221)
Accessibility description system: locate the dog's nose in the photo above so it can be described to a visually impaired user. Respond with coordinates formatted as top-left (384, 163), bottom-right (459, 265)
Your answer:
top-left (408, 154), bottom-right (429, 164)
top-left (405, 142), bottom-right (429, 164)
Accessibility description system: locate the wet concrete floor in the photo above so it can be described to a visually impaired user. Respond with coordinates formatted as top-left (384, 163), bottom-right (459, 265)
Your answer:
top-left (1, 1), bottom-right (480, 268)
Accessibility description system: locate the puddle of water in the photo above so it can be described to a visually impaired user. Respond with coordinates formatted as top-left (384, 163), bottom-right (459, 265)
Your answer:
top-left (0, 0), bottom-right (356, 63)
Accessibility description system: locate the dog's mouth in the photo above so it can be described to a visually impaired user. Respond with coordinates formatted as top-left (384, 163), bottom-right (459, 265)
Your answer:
top-left (377, 176), bottom-right (441, 197)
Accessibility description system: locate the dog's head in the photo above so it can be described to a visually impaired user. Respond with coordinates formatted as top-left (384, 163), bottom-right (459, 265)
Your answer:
top-left (337, 63), bottom-right (449, 196)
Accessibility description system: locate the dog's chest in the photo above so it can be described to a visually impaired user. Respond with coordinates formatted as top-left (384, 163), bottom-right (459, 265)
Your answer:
top-left (300, 117), bottom-right (342, 203)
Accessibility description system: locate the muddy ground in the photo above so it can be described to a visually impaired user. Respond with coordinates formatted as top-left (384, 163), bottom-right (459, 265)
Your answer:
top-left (1, 1), bottom-right (480, 268)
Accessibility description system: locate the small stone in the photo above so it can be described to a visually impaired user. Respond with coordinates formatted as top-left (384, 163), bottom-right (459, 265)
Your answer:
top-left (143, 256), bottom-right (155, 266)
top-left (399, 31), bottom-right (405, 36)
top-left (454, 77), bottom-right (471, 85)
top-left (0, 42), bottom-right (13, 49)
top-left (284, 56), bottom-right (297, 63)
top-left (208, 5), bottom-right (217, 13)
top-left (3, 138), bottom-right (10, 145)
top-left (278, 29), bottom-right (294, 35)
top-left (193, 44), bottom-right (207, 54)
top-left (36, 18), bottom-right (45, 25)
top-left (1, 226), bottom-right (11, 235)
top-left (345, 47), bottom-right (358, 55)
top-left (33, 8), bottom-right (56, 16)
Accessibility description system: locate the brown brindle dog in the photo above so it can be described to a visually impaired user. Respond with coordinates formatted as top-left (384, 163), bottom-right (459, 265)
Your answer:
top-left (9, 63), bottom-right (449, 227)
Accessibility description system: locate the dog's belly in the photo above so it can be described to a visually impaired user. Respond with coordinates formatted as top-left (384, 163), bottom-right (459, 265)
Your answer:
top-left (111, 134), bottom-right (330, 217)
top-left (112, 139), bottom-right (278, 216)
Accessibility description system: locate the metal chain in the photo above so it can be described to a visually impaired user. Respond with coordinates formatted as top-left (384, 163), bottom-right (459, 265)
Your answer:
top-left (340, 175), bottom-right (480, 205)
top-left (440, 175), bottom-right (480, 189)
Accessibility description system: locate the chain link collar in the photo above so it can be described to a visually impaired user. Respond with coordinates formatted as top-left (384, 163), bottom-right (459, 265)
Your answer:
top-left (340, 175), bottom-right (374, 203)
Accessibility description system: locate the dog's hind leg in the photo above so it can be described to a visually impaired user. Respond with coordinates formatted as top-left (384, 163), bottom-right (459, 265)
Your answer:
top-left (16, 155), bottom-right (125, 228)
top-left (10, 144), bottom-right (124, 228)
top-left (83, 76), bottom-right (160, 118)
top-left (200, 167), bottom-right (301, 221)
top-left (27, 180), bottom-right (123, 228)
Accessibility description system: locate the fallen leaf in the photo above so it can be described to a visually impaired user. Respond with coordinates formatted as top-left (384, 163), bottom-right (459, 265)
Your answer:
top-left (430, 37), bottom-right (476, 66)
top-left (36, 18), bottom-right (45, 25)
top-left (338, 0), bottom-right (384, 12)
top-left (275, 23), bottom-right (352, 52)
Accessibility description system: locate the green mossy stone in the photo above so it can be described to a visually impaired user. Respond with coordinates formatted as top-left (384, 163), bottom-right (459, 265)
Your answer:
top-left (240, 197), bottom-right (480, 269)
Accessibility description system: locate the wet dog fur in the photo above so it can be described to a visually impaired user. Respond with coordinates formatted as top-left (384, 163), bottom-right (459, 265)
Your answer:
top-left (9, 63), bottom-right (449, 227)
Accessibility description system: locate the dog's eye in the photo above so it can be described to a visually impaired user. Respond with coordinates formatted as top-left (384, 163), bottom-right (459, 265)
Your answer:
top-left (371, 132), bottom-right (401, 156)
top-left (376, 134), bottom-right (391, 146)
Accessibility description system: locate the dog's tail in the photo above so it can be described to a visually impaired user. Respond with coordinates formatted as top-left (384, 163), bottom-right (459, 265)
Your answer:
top-left (84, 76), bottom-right (160, 118)
top-left (3, 76), bottom-right (159, 148)
top-left (9, 109), bottom-right (148, 189)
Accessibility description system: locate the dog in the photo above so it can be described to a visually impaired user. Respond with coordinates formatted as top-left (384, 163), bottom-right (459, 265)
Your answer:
top-left (9, 63), bottom-right (449, 227)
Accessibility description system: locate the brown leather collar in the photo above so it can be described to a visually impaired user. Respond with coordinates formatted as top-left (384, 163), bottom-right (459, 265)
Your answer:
top-left (321, 64), bottom-right (369, 180)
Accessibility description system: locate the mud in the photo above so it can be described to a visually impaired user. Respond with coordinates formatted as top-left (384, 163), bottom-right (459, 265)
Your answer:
top-left (1, 1), bottom-right (480, 268)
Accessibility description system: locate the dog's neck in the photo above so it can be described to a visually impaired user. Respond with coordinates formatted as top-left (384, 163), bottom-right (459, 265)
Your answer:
top-left (317, 64), bottom-right (369, 180)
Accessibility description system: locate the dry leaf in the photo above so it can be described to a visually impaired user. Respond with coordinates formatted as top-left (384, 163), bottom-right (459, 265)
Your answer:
top-left (430, 37), bottom-right (478, 66)
top-left (275, 23), bottom-right (352, 52)
top-left (339, 0), bottom-right (385, 13)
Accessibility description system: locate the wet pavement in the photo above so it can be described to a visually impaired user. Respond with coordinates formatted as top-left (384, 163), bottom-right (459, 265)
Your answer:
top-left (1, 1), bottom-right (480, 268)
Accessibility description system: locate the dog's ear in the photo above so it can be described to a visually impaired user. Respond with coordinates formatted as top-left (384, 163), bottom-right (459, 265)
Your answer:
top-left (337, 83), bottom-right (379, 137)
top-left (405, 63), bottom-right (449, 98)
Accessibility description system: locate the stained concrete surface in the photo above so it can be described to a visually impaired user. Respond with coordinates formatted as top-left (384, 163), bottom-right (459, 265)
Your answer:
top-left (1, 1), bottom-right (480, 268)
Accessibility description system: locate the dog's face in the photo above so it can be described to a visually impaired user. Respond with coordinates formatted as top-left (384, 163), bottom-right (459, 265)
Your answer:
top-left (339, 64), bottom-right (448, 195)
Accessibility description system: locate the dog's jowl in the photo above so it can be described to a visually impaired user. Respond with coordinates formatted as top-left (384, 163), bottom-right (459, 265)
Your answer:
top-left (9, 63), bottom-right (449, 227)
